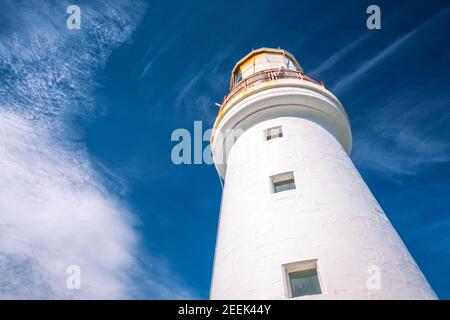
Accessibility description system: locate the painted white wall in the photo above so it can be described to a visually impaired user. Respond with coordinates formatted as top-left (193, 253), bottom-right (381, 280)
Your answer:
top-left (211, 83), bottom-right (352, 178)
top-left (210, 114), bottom-right (437, 299)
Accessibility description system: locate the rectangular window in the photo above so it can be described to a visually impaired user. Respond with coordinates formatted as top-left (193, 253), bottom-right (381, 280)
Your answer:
top-left (234, 69), bottom-right (242, 85)
top-left (270, 172), bottom-right (295, 193)
top-left (283, 260), bottom-right (322, 298)
top-left (265, 126), bottom-right (283, 141)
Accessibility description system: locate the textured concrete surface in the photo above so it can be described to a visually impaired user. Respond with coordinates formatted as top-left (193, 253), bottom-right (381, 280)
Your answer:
top-left (210, 115), bottom-right (437, 299)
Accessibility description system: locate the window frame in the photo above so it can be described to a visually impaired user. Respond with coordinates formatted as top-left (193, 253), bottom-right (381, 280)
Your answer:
top-left (265, 125), bottom-right (283, 141)
top-left (270, 171), bottom-right (296, 194)
top-left (282, 259), bottom-right (323, 298)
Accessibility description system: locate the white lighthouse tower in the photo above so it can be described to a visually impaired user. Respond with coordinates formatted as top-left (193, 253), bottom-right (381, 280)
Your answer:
top-left (209, 48), bottom-right (436, 299)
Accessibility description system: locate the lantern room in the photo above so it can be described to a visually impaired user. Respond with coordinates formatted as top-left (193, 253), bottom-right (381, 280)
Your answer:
top-left (230, 48), bottom-right (303, 90)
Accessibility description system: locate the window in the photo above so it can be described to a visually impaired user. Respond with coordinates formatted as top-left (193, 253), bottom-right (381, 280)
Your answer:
top-left (234, 69), bottom-right (242, 85)
top-left (284, 56), bottom-right (297, 70)
top-left (270, 171), bottom-right (295, 193)
top-left (283, 260), bottom-right (322, 298)
top-left (265, 126), bottom-right (283, 141)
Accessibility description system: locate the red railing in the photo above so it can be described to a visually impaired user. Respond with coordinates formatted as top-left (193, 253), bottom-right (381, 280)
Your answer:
top-left (220, 68), bottom-right (325, 108)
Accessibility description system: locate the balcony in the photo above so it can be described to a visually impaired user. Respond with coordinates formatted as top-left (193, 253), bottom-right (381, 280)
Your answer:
top-left (214, 68), bottom-right (325, 128)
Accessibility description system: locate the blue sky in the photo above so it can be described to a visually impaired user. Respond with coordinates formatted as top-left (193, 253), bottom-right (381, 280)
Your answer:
top-left (0, 0), bottom-right (449, 299)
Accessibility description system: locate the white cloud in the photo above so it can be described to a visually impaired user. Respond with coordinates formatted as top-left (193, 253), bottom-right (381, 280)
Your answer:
top-left (0, 1), bottom-right (195, 299)
top-left (0, 110), bottom-right (137, 298)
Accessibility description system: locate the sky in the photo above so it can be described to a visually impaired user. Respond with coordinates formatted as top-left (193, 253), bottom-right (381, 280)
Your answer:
top-left (0, 0), bottom-right (449, 299)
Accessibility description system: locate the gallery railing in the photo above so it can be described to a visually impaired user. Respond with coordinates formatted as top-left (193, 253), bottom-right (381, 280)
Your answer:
top-left (219, 68), bottom-right (325, 109)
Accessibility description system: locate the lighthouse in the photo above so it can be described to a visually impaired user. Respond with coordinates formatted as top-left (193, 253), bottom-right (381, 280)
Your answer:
top-left (209, 48), bottom-right (436, 299)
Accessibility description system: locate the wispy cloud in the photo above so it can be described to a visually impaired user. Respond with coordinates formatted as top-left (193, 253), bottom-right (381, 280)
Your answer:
top-left (354, 128), bottom-right (450, 176)
top-left (352, 94), bottom-right (450, 176)
top-left (332, 33), bottom-right (413, 93)
top-left (174, 51), bottom-right (231, 120)
top-left (332, 7), bottom-right (450, 93)
top-left (310, 33), bottom-right (371, 76)
top-left (135, 6), bottom-right (189, 80)
top-left (0, 110), bottom-right (138, 298)
top-left (0, 1), bottom-right (195, 299)
top-left (332, 7), bottom-right (450, 178)
top-left (137, 33), bottom-right (182, 80)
